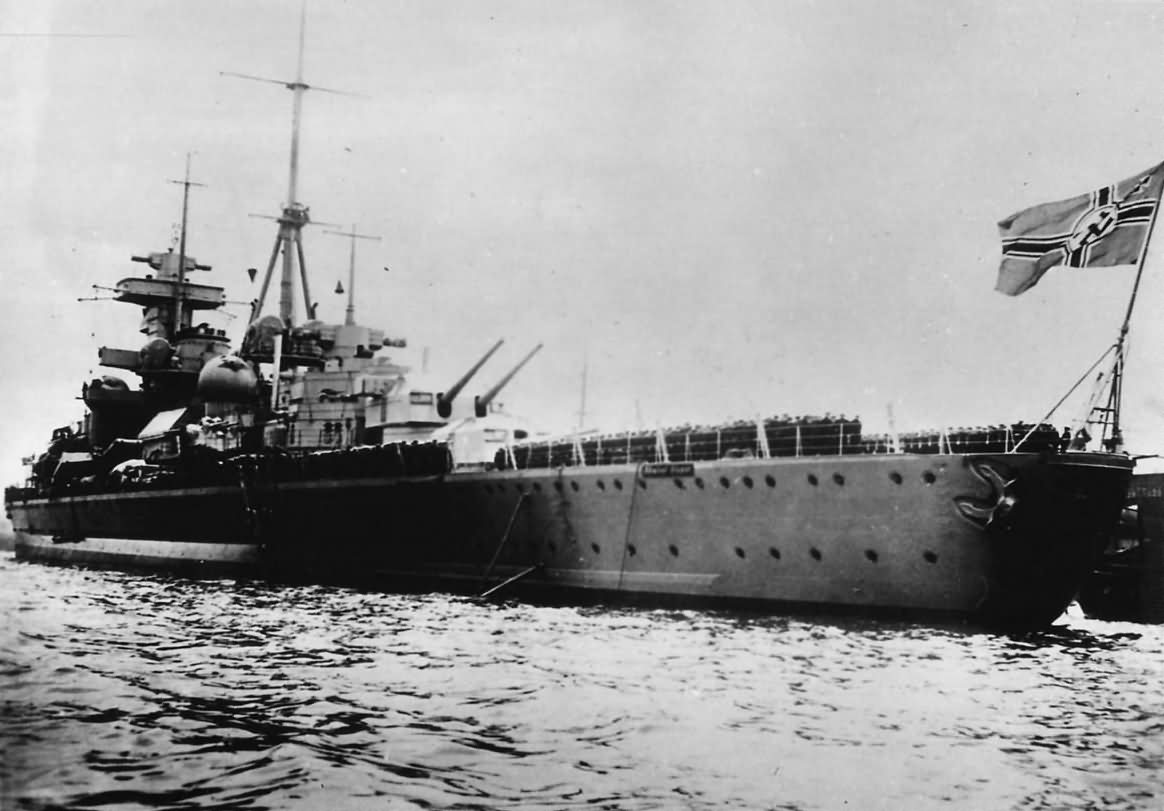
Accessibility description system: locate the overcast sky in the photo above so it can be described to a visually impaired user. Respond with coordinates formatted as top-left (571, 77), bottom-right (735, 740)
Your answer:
top-left (4, 0), bottom-right (1164, 488)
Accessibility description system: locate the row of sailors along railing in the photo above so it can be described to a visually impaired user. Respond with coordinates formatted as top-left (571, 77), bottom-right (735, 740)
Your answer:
top-left (6, 417), bottom-right (1067, 500)
top-left (492, 417), bottom-right (1065, 471)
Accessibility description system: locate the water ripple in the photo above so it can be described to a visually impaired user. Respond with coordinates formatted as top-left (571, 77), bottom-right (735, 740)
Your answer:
top-left (2, 553), bottom-right (1162, 810)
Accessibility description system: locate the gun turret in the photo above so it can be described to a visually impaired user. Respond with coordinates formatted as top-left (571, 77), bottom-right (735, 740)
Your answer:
top-left (474, 343), bottom-right (543, 417)
top-left (437, 339), bottom-right (504, 418)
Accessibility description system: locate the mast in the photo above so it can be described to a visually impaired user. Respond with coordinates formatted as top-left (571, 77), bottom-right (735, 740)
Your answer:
top-left (167, 152), bottom-right (205, 334)
top-left (324, 225), bottom-right (381, 326)
top-left (577, 353), bottom-right (588, 431)
top-left (288, 3), bottom-right (306, 211)
top-left (222, 0), bottom-right (358, 328)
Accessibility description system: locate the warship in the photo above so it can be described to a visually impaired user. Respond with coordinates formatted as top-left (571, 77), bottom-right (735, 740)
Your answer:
top-left (995, 157), bottom-right (1164, 625)
top-left (1076, 474), bottom-right (1164, 623)
top-left (2, 30), bottom-right (1140, 629)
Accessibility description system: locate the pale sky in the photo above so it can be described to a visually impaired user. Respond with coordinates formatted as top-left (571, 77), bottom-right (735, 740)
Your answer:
top-left (4, 0), bottom-right (1164, 489)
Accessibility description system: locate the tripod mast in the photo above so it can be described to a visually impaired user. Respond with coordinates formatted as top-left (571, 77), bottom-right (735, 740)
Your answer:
top-left (222, 1), bottom-right (358, 328)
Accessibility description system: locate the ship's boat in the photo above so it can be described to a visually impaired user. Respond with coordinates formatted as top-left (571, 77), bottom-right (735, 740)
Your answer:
top-left (2, 28), bottom-right (1141, 630)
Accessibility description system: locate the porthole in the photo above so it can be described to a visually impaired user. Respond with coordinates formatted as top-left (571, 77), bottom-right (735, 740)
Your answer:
top-left (889, 472), bottom-right (903, 485)
top-left (810, 547), bottom-right (822, 561)
top-left (769, 547), bottom-right (781, 560)
top-left (807, 474), bottom-right (819, 486)
top-left (742, 476), bottom-right (754, 489)
top-left (832, 473), bottom-right (845, 486)
top-left (597, 480), bottom-right (606, 491)
top-left (627, 544), bottom-right (637, 557)
top-left (923, 471), bottom-right (937, 485)
top-left (591, 543), bottom-right (601, 555)
top-left (720, 476), bottom-right (731, 489)
top-left (674, 478), bottom-right (686, 489)
top-left (734, 546), bottom-right (746, 559)
top-left (637, 479), bottom-right (648, 490)
top-left (669, 544), bottom-right (679, 557)
top-left (695, 477), bottom-right (706, 489)
top-left (765, 475), bottom-right (776, 488)
top-left (548, 541), bottom-right (556, 553)
top-left (614, 479), bottom-right (623, 490)
top-left (483, 484), bottom-right (493, 494)
top-left (924, 550), bottom-right (938, 564)
top-left (570, 481), bottom-right (580, 492)
top-left (865, 549), bottom-right (879, 563)
top-left (533, 482), bottom-right (543, 492)
top-left (553, 481), bottom-right (563, 492)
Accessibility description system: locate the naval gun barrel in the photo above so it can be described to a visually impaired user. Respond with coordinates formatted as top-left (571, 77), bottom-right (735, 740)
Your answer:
top-left (437, 338), bottom-right (505, 418)
top-left (475, 343), bottom-right (544, 417)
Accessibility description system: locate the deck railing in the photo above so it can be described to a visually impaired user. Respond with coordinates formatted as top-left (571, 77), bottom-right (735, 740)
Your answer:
top-left (493, 418), bottom-right (1064, 471)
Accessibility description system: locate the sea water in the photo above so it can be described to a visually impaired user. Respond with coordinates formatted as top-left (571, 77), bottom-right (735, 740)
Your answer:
top-left (1, 553), bottom-right (1161, 810)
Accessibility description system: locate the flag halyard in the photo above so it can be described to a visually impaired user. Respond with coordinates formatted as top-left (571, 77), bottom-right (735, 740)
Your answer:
top-left (996, 161), bottom-right (1164, 295)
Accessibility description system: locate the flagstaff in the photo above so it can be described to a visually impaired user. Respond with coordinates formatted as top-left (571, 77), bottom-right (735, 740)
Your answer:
top-left (996, 159), bottom-right (1164, 450)
top-left (1107, 162), bottom-right (1164, 444)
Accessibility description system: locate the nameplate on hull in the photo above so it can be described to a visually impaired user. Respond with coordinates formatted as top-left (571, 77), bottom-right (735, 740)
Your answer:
top-left (641, 462), bottom-right (695, 478)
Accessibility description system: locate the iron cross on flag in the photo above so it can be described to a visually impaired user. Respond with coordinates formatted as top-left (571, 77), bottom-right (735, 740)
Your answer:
top-left (996, 161), bottom-right (1164, 295)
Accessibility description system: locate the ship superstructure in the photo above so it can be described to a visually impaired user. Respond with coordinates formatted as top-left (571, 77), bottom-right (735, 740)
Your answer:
top-left (205, 7), bottom-right (538, 457)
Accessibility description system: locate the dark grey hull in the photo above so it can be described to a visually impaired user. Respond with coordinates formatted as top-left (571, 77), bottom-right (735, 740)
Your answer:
top-left (9, 451), bottom-right (1133, 628)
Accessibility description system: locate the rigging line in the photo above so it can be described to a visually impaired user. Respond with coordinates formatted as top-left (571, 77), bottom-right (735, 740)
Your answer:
top-left (1072, 366), bottom-right (1110, 433)
top-left (1012, 343), bottom-right (1118, 453)
top-left (0, 32), bottom-right (131, 38)
top-left (479, 492), bottom-right (528, 592)
top-left (616, 463), bottom-right (645, 592)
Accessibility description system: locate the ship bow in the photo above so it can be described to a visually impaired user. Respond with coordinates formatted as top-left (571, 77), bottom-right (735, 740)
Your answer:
top-left (964, 452), bottom-right (1132, 627)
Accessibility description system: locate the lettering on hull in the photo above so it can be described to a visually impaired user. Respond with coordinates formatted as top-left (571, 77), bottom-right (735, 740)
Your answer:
top-left (640, 462), bottom-right (695, 478)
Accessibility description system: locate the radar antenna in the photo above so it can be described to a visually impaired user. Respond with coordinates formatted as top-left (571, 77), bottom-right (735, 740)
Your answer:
top-left (323, 225), bottom-right (382, 326)
top-left (222, 0), bottom-right (362, 328)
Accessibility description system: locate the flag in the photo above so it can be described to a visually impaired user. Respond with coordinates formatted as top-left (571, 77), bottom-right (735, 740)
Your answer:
top-left (996, 160), bottom-right (1164, 295)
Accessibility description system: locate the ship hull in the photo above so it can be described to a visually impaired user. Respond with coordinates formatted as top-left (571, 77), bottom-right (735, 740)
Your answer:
top-left (1077, 472), bottom-right (1164, 623)
top-left (7, 451), bottom-right (1132, 627)
top-left (11, 534), bottom-right (260, 576)
top-left (10, 485), bottom-right (261, 576)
